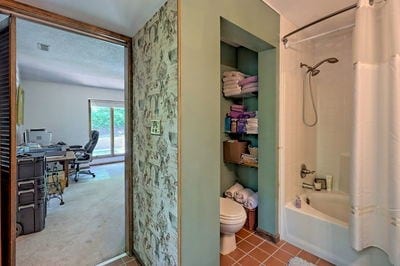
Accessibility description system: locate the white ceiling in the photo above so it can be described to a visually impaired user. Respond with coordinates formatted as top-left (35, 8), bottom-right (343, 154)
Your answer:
top-left (11, 0), bottom-right (167, 90)
top-left (263, 0), bottom-right (357, 27)
top-left (15, 0), bottom-right (167, 37)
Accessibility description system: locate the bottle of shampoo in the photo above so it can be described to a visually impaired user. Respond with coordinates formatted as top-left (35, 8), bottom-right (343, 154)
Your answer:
top-left (295, 195), bottom-right (301, 208)
top-left (326, 175), bottom-right (333, 191)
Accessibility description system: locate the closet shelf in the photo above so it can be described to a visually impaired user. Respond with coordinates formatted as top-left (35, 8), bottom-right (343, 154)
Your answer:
top-left (225, 161), bottom-right (258, 169)
top-left (223, 91), bottom-right (258, 99)
top-left (224, 131), bottom-right (258, 135)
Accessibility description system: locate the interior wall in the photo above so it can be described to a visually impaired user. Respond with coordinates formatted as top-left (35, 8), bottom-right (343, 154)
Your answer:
top-left (180, 0), bottom-right (279, 264)
top-left (20, 80), bottom-right (124, 146)
top-left (131, 0), bottom-right (178, 264)
top-left (280, 16), bottom-right (317, 204)
top-left (314, 30), bottom-right (353, 193)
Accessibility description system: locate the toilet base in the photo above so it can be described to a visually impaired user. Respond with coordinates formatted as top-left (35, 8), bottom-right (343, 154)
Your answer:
top-left (220, 233), bottom-right (237, 255)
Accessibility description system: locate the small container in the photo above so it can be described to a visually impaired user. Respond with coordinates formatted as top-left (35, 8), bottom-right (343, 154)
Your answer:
top-left (295, 195), bottom-right (301, 208)
top-left (231, 119), bottom-right (238, 133)
top-left (326, 175), bottom-right (333, 191)
top-left (224, 115), bottom-right (231, 132)
top-left (314, 182), bottom-right (322, 191)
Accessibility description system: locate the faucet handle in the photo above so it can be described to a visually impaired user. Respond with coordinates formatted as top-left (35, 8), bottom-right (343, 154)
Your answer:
top-left (300, 164), bottom-right (315, 178)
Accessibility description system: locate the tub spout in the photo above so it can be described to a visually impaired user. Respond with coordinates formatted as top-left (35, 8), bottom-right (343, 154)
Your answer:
top-left (302, 182), bottom-right (314, 190)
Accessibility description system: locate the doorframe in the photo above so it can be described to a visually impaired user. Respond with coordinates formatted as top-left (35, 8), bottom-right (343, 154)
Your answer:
top-left (0, 0), bottom-right (134, 263)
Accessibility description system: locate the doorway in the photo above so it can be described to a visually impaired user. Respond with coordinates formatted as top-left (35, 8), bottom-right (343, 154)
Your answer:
top-left (0, 5), bottom-right (133, 265)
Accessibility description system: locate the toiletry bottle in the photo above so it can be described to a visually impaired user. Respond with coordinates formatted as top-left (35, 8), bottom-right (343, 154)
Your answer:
top-left (326, 175), bottom-right (333, 191)
top-left (295, 195), bottom-right (301, 208)
top-left (224, 114), bottom-right (231, 132)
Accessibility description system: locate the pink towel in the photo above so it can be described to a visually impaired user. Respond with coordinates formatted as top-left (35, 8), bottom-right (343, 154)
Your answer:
top-left (239, 76), bottom-right (258, 86)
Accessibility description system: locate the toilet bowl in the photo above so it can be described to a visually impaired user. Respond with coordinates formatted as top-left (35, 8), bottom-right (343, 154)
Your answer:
top-left (220, 197), bottom-right (247, 255)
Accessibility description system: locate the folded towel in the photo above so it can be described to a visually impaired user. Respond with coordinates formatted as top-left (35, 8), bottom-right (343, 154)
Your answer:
top-left (234, 188), bottom-right (255, 204)
top-left (239, 76), bottom-right (258, 86)
top-left (224, 182), bottom-right (244, 198)
top-left (244, 192), bottom-right (259, 209)
top-left (242, 82), bottom-right (258, 90)
top-left (223, 84), bottom-right (241, 91)
top-left (224, 90), bottom-right (242, 97)
top-left (242, 86), bottom-right (258, 94)
top-left (222, 76), bottom-right (244, 83)
top-left (223, 71), bottom-right (247, 78)
top-left (223, 80), bottom-right (241, 86)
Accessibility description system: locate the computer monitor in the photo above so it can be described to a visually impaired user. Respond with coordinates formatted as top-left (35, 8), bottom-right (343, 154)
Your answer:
top-left (26, 129), bottom-right (52, 146)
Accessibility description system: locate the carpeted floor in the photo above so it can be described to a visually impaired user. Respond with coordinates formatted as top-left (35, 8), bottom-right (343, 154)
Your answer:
top-left (16, 163), bottom-right (125, 266)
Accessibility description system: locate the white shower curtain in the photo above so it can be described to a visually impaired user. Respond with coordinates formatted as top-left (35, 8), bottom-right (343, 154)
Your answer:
top-left (350, 0), bottom-right (400, 265)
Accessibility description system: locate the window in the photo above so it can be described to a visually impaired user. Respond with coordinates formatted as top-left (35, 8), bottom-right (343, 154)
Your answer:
top-left (89, 99), bottom-right (125, 157)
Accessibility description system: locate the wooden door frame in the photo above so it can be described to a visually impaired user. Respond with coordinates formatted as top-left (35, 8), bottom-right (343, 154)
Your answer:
top-left (0, 0), bottom-right (134, 263)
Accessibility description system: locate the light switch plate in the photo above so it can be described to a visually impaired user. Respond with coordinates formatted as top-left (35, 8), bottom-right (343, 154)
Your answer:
top-left (150, 120), bottom-right (161, 135)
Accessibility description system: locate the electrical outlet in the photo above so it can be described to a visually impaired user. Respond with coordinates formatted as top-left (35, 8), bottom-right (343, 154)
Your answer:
top-left (150, 120), bottom-right (161, 135)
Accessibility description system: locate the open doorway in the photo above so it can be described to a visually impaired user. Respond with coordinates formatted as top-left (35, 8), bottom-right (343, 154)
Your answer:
top-left (14, 18), bottom-right (127, 265)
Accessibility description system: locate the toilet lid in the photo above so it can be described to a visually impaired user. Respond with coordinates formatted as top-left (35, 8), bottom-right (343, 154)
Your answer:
top-left (220, 197), bottom-right (246, 220)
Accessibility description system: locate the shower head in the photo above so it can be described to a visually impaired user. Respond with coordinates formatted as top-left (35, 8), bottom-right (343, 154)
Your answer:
top-left (300, 57), bottom-right (339, 76)
top-left (311, 57), bottom-right (339, 70)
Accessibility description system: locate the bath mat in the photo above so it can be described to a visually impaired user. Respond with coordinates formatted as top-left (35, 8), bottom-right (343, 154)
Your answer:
top-left (288, 256), bottom-right (316, 266)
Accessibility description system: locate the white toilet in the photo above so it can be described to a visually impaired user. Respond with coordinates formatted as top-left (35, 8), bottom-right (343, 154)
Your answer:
top-left (220, 197), bottom-right (247, 255)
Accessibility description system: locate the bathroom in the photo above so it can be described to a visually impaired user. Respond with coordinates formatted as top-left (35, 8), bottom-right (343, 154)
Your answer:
top-left (217, 0), bottom-right (398, 265)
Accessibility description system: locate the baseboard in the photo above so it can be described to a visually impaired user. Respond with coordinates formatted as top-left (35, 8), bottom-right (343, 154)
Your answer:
top-left (255, 228), bottom-right (280, 244)
top-left (96, 253), bottom-right (127, 266)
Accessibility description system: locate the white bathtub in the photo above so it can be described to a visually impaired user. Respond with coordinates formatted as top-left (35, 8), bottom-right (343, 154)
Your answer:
top-left (283, 191), bottom-right (391, 266)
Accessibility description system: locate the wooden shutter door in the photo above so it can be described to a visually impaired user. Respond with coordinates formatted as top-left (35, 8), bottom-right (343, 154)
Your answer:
top-left (0, 15), bottom-right (17, 266)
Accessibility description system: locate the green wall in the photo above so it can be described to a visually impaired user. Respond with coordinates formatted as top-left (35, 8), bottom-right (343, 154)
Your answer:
top-left (180, 0), bottom-right (279, 265)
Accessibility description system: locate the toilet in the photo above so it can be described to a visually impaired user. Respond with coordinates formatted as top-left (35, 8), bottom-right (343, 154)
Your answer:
top-left (220, 197), bottom-right (247, 255)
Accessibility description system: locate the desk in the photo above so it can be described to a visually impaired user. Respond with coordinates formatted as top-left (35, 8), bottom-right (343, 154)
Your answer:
top-left (46, 151), bottom-right (76, 187)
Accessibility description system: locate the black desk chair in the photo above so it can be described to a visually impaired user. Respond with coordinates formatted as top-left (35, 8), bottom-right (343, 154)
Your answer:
top-left (69, 130), bottom-right (99, 182)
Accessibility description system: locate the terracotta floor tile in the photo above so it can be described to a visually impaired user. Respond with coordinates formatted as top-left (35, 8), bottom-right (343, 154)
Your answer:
top-left (281, 242), bottom-right (301, 256)
top-left (246, 234), bottom-right (264, 246)
top-left (236, 228), bottom-right (252, 239)
top-left (248, 247), bottom-right (270, 263)
top-left (258, 242), bottom-right (279, 254)
top-left (236, 235), bottom-right (243, 243)
top-left (125, 260), bottom-right (140, 266)
top-left (221, 254), bottom-right (236, 266)
top-left (275, 240), bottom-right (286, 247)
top-left (316, 258), bottom-right (335, 266)
top-left (122, 256), bottom-right (136, 263)
top-left (272, 249), bottom-right (293, 264)
top-left (298, 250), bottom-right (320, 263)
top-left (228, 248), bottom-right (246, 261)
top-left (264, 256), bottom-right (285, 266)
top-left (238, 255), bottom-right (262, 266)
top-left (237, 240), bottom-right (256, 253)
top-left (105, 258), bottom-right (124, 266)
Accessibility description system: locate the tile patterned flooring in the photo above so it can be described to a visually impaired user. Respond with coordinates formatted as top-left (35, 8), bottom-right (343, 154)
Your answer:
top-left (221, 228), bottom-right (335, 266)
top-left (104, 255), bottom-right (139, 266)
top-left (104, 228), bottom-right (335, 266)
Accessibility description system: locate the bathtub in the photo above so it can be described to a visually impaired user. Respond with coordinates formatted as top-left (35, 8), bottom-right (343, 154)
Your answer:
top-left (283, 191), bottom-right (391, 266)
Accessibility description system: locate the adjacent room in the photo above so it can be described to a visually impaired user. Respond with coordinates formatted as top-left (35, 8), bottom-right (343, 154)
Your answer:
top-left (14, 18), bottom-right (126, 265)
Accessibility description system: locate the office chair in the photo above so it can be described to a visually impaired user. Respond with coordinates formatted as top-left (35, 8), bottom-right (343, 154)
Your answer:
top-left (70, 130), bottom-right (99, 182)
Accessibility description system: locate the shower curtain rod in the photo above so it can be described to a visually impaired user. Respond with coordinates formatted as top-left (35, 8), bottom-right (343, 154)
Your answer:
top-left (281, 3), bottom-right (357, 46)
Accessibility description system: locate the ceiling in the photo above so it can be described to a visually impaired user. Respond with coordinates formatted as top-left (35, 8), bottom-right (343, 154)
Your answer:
top-left (17, 19), bottom-right (125, 90)
top-left (7, 0), bottom-right (358, 90)
top-left (10, 0), bottom-right (166, 90)
top-left (15, 0), bottom-right (167, 37)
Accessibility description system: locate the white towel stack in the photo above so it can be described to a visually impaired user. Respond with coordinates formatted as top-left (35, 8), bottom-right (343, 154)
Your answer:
top-left (234, 188), bottom-right (258, 209)
top-left (222, 71), bottom-right (246, 96)
top-left (234, 188), bottom-right (254, 203)
top-left (246, 118), bottom-right (258, 134)
top-left (243, 192), bottom-right (258, 209)
top-left (224, 182), bottom-right (244, 199)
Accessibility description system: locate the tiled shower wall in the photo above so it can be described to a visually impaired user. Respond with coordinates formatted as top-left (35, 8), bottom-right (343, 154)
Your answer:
top-left (281, 16), bottom-right (317, 203)
top-left (132, 0), bottom-right (178, 265)
top-left (314, 30), bottom-right (353, 193)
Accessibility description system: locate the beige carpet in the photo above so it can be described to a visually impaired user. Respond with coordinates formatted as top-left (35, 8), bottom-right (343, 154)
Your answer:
top-left (16, 163), bottom-right (125, 266)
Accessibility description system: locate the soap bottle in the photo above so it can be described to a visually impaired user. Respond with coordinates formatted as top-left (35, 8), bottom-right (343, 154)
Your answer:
top-left (326, 175), bottom-right (333, 191)
top-left (295, 195), bottom-right (301, 208)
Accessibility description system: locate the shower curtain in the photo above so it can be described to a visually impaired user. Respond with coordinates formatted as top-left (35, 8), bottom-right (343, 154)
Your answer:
top-left (350, 0), bottom-right (400, 264)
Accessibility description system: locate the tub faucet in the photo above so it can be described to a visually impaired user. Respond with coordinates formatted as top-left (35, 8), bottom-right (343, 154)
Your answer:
top-left (302, 182), bottom-right (314, 190)
top-left (300, 164), bottom-right (315, 178)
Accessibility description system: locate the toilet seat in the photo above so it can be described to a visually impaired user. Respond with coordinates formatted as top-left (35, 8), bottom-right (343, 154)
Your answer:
top-left (220, 197), bottom-right (246, 224)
